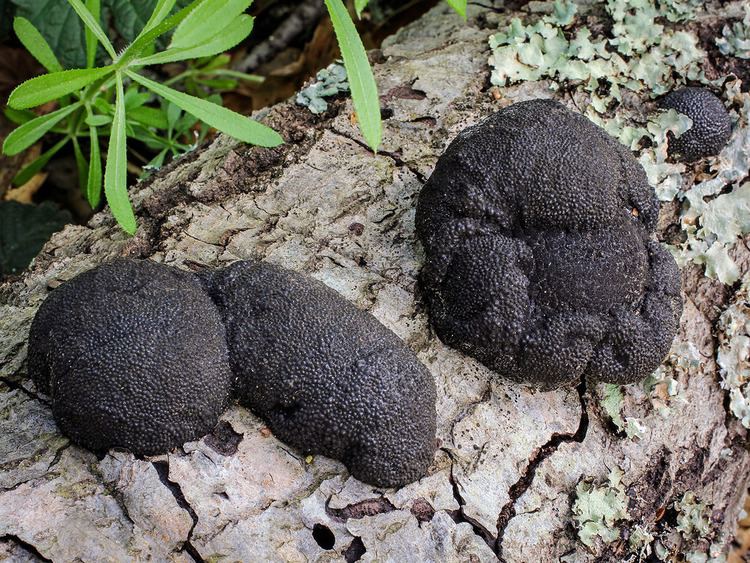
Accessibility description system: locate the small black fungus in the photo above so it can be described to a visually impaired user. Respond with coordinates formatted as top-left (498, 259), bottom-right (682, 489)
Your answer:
top-left (28, 259), bottom-right (234, 455)
top-left (200, 261), bottom-right (437, 488)
top-left (28, 259), bottom-right (436, 488)
top-left (416, 99), bottom-right (682, 389)
top-left (659, 87), bottom-right (732, 161)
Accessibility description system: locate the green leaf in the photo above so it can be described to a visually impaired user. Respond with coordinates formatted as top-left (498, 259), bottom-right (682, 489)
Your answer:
top-left (0, 201), bottom-right (71, 276)
top-left (127, 106), bottom-right (168, 128)
top-left (137, 14), bottom-right (253, 64)
top-left (67, 0), bottom-right (117, 58)
top-left (354, 0), bottom-right (368, 18)
top-left (13, 0), bottom-right (87, 68)
top-left (85, 114), bottom-right (112, 126)
top-left (142, 0), bottom-right (178, 33)
top-left (12, 137), bottom-right (69, 186)
top-left (170, 0), bottom-right (251, 49)
top-left (2, 103), bottom-right (80, 156)
top-left (119, 1), bottom-right (198, 64)
top-left (128, 70), bottom-right (283, 147)
top-left (324, 0), bottom-right (381, 151)
top-left (72, 136), bottom-right (89, 191)
top-left (444, 0), bottom-right (467, 18)
top-left (13, 17), bottom-right (63, 72)
top-left (3, 107), bottom-right (37, 126)
top-left (8, 67), bottom-right (113, 109)
top-left (87, 125), bottom-right (103, 207)
top-left (84, 0), bottom-right (101, 67)
top-left (104, 73), bottom-right (137, 234)
top-left (124, 87), bottom-right (151, 109)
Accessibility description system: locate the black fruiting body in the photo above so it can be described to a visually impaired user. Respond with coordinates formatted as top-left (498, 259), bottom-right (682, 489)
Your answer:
top-left (659, 87), bottom-right (732, 161)
top-left (28, 259), bottom-right (436, 487)
top-left (416, 99), bottom-right (682, 389)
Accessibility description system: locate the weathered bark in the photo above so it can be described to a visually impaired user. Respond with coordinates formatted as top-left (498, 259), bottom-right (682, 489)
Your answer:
top-left (1, 3), bottom-right (749, 562)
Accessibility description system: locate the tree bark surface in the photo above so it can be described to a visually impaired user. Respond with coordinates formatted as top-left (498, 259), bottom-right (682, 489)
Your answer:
top-left (1, 3), bottom-right (749, 562)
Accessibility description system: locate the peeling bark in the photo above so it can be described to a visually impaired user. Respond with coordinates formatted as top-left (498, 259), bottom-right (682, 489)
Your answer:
top-left (1, 3), bottom-right (749, 562)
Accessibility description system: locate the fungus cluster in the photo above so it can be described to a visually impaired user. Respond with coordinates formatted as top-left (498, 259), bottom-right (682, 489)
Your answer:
top-left (28, 259), bottom-right (436, 488)
top-left (416, 99), bottom-right (682, 389)
top-left (659, 87), bottom-right (733, 161)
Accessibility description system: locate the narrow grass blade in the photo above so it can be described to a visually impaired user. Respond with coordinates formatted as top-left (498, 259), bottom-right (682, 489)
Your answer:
top-left (67, 0), bottom-right (117, 59)
top-left (84, 0), bottom-right (101, 67)
top-left (445, 0), bottom-right (467, 18)
top-left (87, 126), bottom-right (102, 207)
top-left (324, 0), bottom-right (381, 151)
top-left (104, 73), bottom-right (137, 234)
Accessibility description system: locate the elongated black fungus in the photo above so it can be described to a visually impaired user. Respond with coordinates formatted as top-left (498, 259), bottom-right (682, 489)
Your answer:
top-left (28, 259), bottom-right (235, 455)
top-left (28, 259), bottom-right (436, 487)
top-left (659, 87), bottom-right (732, 161)
top-left (416, 99), bottom-right (682, 389)
top-left (200, 261), bottom-right (437, 488)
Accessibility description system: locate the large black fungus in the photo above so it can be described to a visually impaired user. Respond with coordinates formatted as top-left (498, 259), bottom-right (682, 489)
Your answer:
top-left (200, 262), bottom-right (436, 487)
top-left (28, 260), bottom-right (234, 455)
top-left (416, 99), bottom-right (682, 389)
top-left (659, 87), bottom-right (732, 161)
top-left (28, 259), bottom-right (436, 487)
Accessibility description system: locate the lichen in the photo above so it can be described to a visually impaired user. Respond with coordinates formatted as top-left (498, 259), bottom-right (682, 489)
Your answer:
top-left (488, 0), bottom-right (750, 286)
top-left (572, 467), bottom-right (630, 548)
top-left (599, 384), bottom-right (645, 439)
top-left (716, 5), bottom-right (750, 59)
top-left (296, 63), bottom-right (349, 114)
top-left (718, 280), bottom-right (750, 427)
top-left (675, 491), bottom-right (711, 539)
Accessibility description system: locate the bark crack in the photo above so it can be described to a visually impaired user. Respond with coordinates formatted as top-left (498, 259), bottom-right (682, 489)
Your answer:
top-left (0, 376), bottom-right (48, 405)
top-left (495, 378), bottom-right (589, 561)
top-left (329, 127), bottom-right (428, 183)
top-left (441, 447), bottom-right (500, 555)
top-left (152, 460), bottom-right (204, 563)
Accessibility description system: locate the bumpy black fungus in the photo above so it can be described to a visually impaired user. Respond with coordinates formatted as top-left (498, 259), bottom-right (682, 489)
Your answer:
top-left (200, 261), bottom-right (437, 487)
top-left (28, 259), bottom-right (436, 487)
top-left (28, 259), bottom-right (234, 455)
top-left (659, 87), bottom-right (732, 161)
top-left (416, 99), bottom-right (682, 389)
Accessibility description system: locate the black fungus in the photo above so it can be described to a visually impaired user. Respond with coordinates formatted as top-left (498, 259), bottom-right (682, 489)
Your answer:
top-left (659, 87), bottom-right (732, 161)
top-left (28, 259), bottom-right (234, 455)
top-left (416, 99), bottom-right (682, 389)
top-left (200, 261), bottom-right (437, 488)
top-left (28, 259), bottom-right (436, 487)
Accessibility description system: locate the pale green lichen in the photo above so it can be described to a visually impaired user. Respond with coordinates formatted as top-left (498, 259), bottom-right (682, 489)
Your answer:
top-left (675, 491), bottom-right (711, 538)
top-left (716, 4), bottom-right (750, 59)
top-left (488, 0), bottom-right (750, 284)
top-left (572, 467), bottom-right (630, 548)
top-left (598, 384), bottom-right (645, 439)
top-left (296, 63), bottom-right (349, 114)
top-left (629, 525), bottom-right (655, 558)
top-left (718, 280), bottom-right (750, 427)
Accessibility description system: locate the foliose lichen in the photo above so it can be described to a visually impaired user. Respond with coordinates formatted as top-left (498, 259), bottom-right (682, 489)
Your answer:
top-left (572, 467), bottom-right (630, 549)
top-left (296, 63), bottom-right (349, 114)
top-left (716, 5), bottom-right (750, 59)
top-left (488, 0), bottom-right (750, 285)
top-left (718, 280), bottom-right (750, 428)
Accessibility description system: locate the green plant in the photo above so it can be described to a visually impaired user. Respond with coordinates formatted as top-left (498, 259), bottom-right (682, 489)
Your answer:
top-left (3, 0), bottom-right (282, 234)
top-left (2, 0), bottom-right (463, 236)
